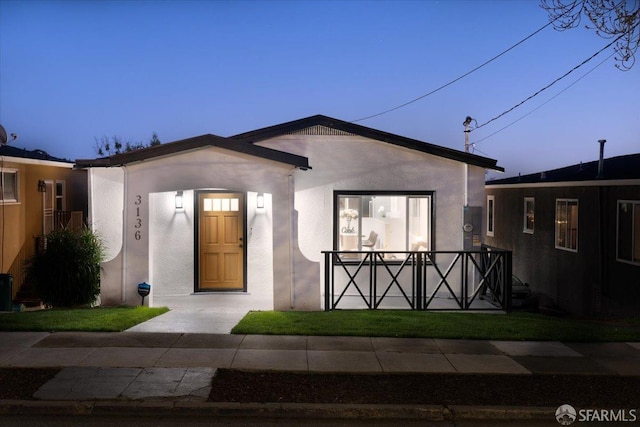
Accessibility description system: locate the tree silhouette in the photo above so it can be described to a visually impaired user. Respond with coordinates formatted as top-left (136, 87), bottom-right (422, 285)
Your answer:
top-left (541, 0), bottom-right (640, 70)
top-left (95, 132), bottom-right (162, 157)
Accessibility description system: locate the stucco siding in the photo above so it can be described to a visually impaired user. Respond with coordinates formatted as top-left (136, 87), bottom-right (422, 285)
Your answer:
top-left (258, 135), bottom-right (481, 255)
top-left (256, 134), bottom-right (485, 306)
top-left (88, 168), bottom-right (124, 262)
top-left (90, 146), bottom-right (293, 308)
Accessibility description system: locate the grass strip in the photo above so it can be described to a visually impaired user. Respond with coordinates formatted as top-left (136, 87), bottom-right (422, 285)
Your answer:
top-left (232, 310), bottom-right (640, 342)
top-left (0, 306), bottom-right (169, 332)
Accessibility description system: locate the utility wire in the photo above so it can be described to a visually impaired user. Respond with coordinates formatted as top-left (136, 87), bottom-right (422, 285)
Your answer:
top-left (472, 31), bottom-right (627, 131)
top-left (471, 50), bottom-right (616, 146)
top-left (351, 19), bottom-right (558, 123)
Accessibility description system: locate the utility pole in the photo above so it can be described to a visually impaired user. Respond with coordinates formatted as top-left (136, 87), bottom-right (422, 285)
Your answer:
top-left (463, 116), bottom-right (473, 153)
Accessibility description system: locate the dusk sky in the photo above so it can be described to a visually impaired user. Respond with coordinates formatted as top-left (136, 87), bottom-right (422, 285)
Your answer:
top-left (1, 0), bottom-right (638, 178)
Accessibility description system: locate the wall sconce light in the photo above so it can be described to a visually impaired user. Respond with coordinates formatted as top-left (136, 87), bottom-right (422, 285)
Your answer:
top-left (175, 191), bottom-right (183, 209)
top-left (256, 193), bottom-right (265, 209)
top-left (37, 180), bottom-right (46, 192)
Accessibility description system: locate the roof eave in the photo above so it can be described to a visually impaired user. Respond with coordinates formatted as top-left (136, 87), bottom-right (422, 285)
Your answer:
top-left (75, 134), bottom-right (310, 170)
top-left (232, 114), bottom-right (503, 172)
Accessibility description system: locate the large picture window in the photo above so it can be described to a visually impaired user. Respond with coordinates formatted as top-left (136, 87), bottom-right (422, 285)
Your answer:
top-left (556, 199), bottom-right (578, 252)
top-left (617, 200), bottom-right (640, 265)
top-left (335, 192), bottom-right (433, 256)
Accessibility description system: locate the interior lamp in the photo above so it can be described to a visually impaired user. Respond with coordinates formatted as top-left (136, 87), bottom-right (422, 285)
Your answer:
top-left (175, 191), bottom-right (183, 209)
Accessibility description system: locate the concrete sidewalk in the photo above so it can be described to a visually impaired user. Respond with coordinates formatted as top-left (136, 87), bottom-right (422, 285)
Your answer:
top-left (1, 331), bottom-right (639, 403)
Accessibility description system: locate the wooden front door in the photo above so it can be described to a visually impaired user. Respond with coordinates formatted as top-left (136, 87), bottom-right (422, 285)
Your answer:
top-left (197, 192), bottom-right (245, 291)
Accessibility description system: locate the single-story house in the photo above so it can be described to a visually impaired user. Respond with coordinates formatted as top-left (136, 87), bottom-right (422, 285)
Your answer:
top-left (0, 145), bottom-right (87, 307)
top-left (77, 115), bottom-right (503, 311)
top-left (485, 152), bottom-right (640, 316)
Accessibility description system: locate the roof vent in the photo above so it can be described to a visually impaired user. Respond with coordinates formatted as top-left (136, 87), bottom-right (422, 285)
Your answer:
top-left (286, 125), bottom-right (355, 136)
top-left (597, 139), bottom-right (606, 179)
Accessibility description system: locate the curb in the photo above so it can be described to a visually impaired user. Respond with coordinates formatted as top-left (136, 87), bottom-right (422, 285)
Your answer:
top-left (0, 399), bottom-right (556, 421)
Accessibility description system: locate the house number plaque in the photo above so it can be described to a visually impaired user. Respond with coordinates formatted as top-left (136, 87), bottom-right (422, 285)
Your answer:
top-left (134, 194), bottom-right (142, 240)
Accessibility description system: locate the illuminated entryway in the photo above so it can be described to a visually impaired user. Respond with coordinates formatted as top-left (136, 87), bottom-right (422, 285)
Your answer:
top-left (196, 191), bottom-right (245, 291)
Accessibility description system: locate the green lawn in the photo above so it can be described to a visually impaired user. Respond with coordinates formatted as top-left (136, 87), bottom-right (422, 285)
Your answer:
top-left (0, 306), bottom-right (169, 332)
top-left (231, 310), bottom-right (640, 342)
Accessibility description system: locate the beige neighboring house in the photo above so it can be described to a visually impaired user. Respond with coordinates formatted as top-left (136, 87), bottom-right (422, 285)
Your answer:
top-left (77, 115), bottom-right (503, 311)
top-left (0, 145), bottom-right (87, 306)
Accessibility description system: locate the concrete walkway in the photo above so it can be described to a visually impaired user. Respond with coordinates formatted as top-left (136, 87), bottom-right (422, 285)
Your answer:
top-left (1, 331), bottom-right (639, 403)
top-left (124, 308), bottom-right (247, 334)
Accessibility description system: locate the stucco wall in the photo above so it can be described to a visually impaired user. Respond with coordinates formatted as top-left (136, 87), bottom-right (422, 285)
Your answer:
top-left (257, 134), bottom-right (487, 305)
top-left (148, 190), bottom-right (274, 307)
top-left (88, 134), bottom-right (489, 311)
top-left (89, 146), bottom-right (293, 309)
top-left (88, 167), bottom-right (124, 305)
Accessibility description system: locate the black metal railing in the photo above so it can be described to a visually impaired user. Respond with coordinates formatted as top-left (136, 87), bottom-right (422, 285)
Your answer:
top-left (322, 245), bottom-right (511, 312)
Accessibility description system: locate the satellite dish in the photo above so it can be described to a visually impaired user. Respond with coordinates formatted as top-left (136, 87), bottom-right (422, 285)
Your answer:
top-left (0, 124), bottom-right (7, 145)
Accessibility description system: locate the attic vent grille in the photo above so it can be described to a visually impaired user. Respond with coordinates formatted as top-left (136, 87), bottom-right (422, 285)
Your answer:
top-left (286, 125), bottom-right (355, 136)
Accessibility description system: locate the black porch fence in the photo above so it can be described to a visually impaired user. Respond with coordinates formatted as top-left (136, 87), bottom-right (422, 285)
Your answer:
top-left (322, 245), bottom-right (512, 312)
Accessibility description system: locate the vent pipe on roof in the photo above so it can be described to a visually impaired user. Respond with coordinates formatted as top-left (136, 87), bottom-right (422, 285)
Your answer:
top-left (597, 139), bottom-right (606, 179)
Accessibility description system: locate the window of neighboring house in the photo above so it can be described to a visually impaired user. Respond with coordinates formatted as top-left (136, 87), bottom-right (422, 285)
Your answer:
top-left (43, 180), bottom-right (66, 234)
top-left (556, 199), bottom-right (578, 252)
top-left (487, 195), bottom-right (495, 237)
top-left (524, 197), bottom-right (534, 234)
top-left (335, 192), bottom-right (433, 257)
top-left (617, 200), bottom-right (640, 265)
top-left (0, 170), bottom-right (18, 203)
top-left (55, 180), bottom-right (65, 211)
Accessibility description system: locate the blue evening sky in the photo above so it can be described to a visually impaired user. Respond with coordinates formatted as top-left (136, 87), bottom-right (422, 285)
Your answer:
top-left (1, 0), bottom-right (638, 178)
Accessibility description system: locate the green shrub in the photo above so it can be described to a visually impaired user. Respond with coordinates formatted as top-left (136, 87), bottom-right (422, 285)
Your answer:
top-left (25, 227), bottom-right (105, 307)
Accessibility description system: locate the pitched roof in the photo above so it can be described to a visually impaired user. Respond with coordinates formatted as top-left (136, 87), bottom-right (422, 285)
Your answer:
top-left (487, 153), bottom-right (640, 185)
top-left (76, 133), bottom-right (310, 169)
top-left (231, 115), bottom-right (504, 171)
top-left (0, 145), bottom-right (72, 163)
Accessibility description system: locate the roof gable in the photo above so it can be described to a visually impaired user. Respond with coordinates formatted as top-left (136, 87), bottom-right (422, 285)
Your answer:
top-left (76, 133), bottom-right (310, 169)
top-left (231, 115), bottom-right (503, 171)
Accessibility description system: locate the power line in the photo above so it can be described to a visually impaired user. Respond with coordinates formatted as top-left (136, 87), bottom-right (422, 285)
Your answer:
top-left (471, 50), bottom-right (616, 146)
top-left (472, 31), bottom-right (627, 131)
top-left (351, 19), bottom-right (557, 123)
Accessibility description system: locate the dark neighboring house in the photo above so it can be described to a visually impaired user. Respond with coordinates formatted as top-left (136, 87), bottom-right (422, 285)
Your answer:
top-left (484, 153), bottom-right (640, 317)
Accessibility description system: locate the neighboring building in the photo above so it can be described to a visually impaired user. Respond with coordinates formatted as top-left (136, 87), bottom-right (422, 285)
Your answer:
top-left (77, 115), bottom-right (503, 311)
top-left (485, 153), bottom-right (640, 316)
top-left (0, 145), bottom-right (87, 303)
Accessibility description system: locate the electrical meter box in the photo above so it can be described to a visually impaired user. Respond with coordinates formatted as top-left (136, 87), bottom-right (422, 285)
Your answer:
top-left (463, 206), bottom-right (483, 251)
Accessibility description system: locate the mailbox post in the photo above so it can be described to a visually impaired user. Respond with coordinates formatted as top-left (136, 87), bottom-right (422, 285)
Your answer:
top-left (137, 282), bottom-right (151, 306)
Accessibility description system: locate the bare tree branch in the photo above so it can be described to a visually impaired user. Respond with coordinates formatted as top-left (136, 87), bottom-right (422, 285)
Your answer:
top-left (541, 0), bottom-right (640, 70)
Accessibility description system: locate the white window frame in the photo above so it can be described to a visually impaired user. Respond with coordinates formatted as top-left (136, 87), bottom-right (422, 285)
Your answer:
top-left (555, 199), bottom-right (578, 252)
top-left (0, 168), bottom-right (19, 203)
top-left (486, 195), bottom-right (495, 237)
top-left (524, 197), bottom-right (534, 234)
top-left (616, 200), bottom-right (640, 266)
